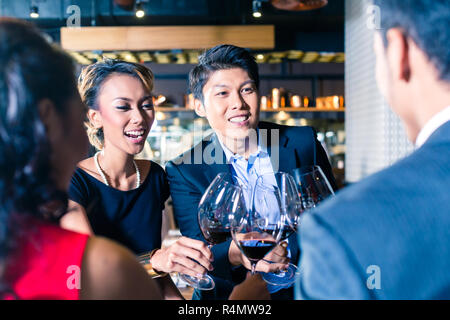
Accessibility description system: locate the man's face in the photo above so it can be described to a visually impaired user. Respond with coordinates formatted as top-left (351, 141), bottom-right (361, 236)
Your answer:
top-left (374, 31), bottom-right (418, 141)
top-left (195, 68), bottom-right (260, 142)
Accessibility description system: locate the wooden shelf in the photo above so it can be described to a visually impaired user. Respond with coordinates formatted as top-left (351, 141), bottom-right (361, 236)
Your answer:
top-left (155, 107), bottom-right (194, 112)
top-left (260, 107), bottom-right (345, 113)
top-left (155, 107), bottom-right (345, 113)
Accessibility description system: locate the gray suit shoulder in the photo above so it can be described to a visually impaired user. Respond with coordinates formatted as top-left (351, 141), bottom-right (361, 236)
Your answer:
top-left (302, 140), bottom-right (450, 299)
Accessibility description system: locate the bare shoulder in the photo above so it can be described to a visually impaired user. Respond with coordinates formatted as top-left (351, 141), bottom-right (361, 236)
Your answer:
top-left (78, 157), bottom-right (96, 175)
top-left (135, 159), bottom-right (153, 180)
top-left (135, 159), bottom-right (152, 169)
top-left (80, 236), bottom-right (162, 300)
top-left (83, 236), bottom-right (140, 274)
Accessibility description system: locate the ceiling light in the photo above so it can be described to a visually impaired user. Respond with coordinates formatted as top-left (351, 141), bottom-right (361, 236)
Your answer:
top-left (135, 2), bottom-right (145, 18)
top-left (252, 0), bottom-right (262, 18)
top-left (30, 6), bottom-right (39, 19)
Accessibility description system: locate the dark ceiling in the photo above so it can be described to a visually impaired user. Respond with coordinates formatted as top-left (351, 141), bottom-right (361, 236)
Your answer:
top-left (0, 0), bottom-right (344, 52)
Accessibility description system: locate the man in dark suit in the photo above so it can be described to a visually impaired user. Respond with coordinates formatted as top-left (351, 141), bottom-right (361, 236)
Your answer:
top-left (165, 44), bottom-right (336, 300)
top-left (296, 0), bottom-right (450, 299)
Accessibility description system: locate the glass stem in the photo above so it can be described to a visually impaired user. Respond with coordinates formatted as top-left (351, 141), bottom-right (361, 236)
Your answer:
top-left (251, 262), bottom-right (257, 275)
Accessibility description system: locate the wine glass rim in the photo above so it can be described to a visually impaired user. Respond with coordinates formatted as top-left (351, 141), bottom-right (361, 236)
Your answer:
top-left (292, 165), bottom-right (323, 175)
top-left (291, 165), bottom-right (335, 198)
top-left (200, 172), bottom-right (243, 201)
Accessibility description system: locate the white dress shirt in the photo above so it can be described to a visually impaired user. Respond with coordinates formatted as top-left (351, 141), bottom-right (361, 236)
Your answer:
top-left (217, 129), bottom-right (275, 206)
top-left (217, 132), bottom-right (292, 258)
top-left (415, 106), bottom-right (450, 148)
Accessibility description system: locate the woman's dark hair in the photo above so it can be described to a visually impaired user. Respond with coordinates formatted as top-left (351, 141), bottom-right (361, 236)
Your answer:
top-left (189, 44), bottom-right (260, 101)
top-left (78, 59), bottom-right (154, 150)
top-left (374, 0), bottom-right (450, 82)
top-left (0, 19), bottom-right (78, 293)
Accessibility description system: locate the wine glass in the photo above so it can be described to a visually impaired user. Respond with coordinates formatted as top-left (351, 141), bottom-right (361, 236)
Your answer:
top-left (230, 177), bottom-right (283, 275)
top-left (180, 172), bottom-right (246, 290)
top-left (291, 165), bottom-right (335, 210)
top-left (254, 172), bottom-right (304, 289)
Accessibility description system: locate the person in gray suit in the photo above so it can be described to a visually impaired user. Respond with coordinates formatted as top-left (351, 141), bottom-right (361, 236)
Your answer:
top-left (295, 0), bottom-right (450, 299)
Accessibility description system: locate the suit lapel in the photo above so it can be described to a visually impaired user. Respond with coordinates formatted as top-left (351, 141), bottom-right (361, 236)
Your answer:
top-left (202, 122), bottom-right (301, 184)
top-left (260, 122), bottom-right (297, 174)
top-left (203, 134), bottom-right (232, 184)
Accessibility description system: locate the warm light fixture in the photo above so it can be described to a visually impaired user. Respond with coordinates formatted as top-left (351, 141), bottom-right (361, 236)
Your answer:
top-left (135, 2), bottom-right (145, 18)
top-left (30, 6), bottom-right (39, 19)
top-left (252, 0), bottom-right (262, 18)
top-left (270, 0), bottom-right (328, 11)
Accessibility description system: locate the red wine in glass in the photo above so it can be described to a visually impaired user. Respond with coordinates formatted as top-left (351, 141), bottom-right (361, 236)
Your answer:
top-left (239, 239), bottom-right (277, 261)
top-left (181, 172), bottom-right (246, 291)
top-left (252, 172), bottom-right (303, 289)
top-left (202, 226), bottom-right (231, 245)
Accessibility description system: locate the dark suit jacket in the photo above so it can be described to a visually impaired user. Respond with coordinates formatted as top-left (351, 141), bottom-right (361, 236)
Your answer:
top-left (166, 121), bottom-right (336, 300)
top-left (296, 120), bottom-right (450, 299)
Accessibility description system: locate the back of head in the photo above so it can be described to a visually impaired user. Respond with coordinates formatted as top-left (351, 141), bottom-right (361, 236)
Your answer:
top-left (189, 44), bottom-right (259, 101)
top-left (374, 0), bottom-right (450, 83)
top-left (0, 18), bottom-right (77, 293)
top-left (77, 58), bottom-right (154, 150)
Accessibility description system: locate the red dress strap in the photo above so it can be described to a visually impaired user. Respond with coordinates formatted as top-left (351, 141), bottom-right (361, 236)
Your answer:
top-left (4, 218), bottom-right (90, 300)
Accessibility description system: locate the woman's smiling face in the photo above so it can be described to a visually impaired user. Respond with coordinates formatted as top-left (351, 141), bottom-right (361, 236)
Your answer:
top-left (91, 73), bottom-right (154, 155)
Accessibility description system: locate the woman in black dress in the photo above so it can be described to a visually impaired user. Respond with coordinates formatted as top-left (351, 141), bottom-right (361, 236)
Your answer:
top-left (63, 59), bottom-right (213, 298)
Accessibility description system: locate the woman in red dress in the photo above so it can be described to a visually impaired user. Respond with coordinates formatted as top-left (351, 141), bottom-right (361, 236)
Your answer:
top-left (0, 18), bottom-right (164, 300)
top-left (0, 18), bottom-right (269, 300)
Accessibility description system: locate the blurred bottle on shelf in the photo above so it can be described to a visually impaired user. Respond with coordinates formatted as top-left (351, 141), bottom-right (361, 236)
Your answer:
top-left (280, 96), bottom-right (286, 108)
top-left (333, 96), bottom-right (340, 109)
top-left (258, 88), bottom-right (344, 111)
top-left (271, 88), bottom-right (280, 109)
top-left (290, 95), bottom-right (301, 108)
top-left (339, 96), bottom-right (345, 108)
top-left (303, 96), bottom-right (310, 108)
top-left (279, 87), bottom-right (287, 108)
top-left (316, 95), bottom-right (344, 109)
top-left (154, 95), bottom-right (167, 106)
top-left (260, 96), bottom-right (268, 110)
top-left (184, 93), bottom-right (195, 110)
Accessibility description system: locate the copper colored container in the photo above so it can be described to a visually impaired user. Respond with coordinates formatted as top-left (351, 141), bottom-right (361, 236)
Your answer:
top-left (303, 96), bottom-right (310, 108)
top-left (290, 95), bottom-right (301, 108)
top-left (271, 0), bottom-right (328, 11)
top-left (260, 96), bottom-right (268, 110)
top-left (272, 88), bottom-right (280, 109)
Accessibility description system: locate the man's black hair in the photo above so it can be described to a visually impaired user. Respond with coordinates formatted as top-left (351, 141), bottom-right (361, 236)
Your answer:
top-left (373, 0), bottom-right (450, 82)
top-left (189, 44), bottom-right (260, 101)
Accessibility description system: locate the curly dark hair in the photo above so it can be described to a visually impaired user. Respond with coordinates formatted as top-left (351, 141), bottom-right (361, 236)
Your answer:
top-left (0, 19), bottom-right (78, 295)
